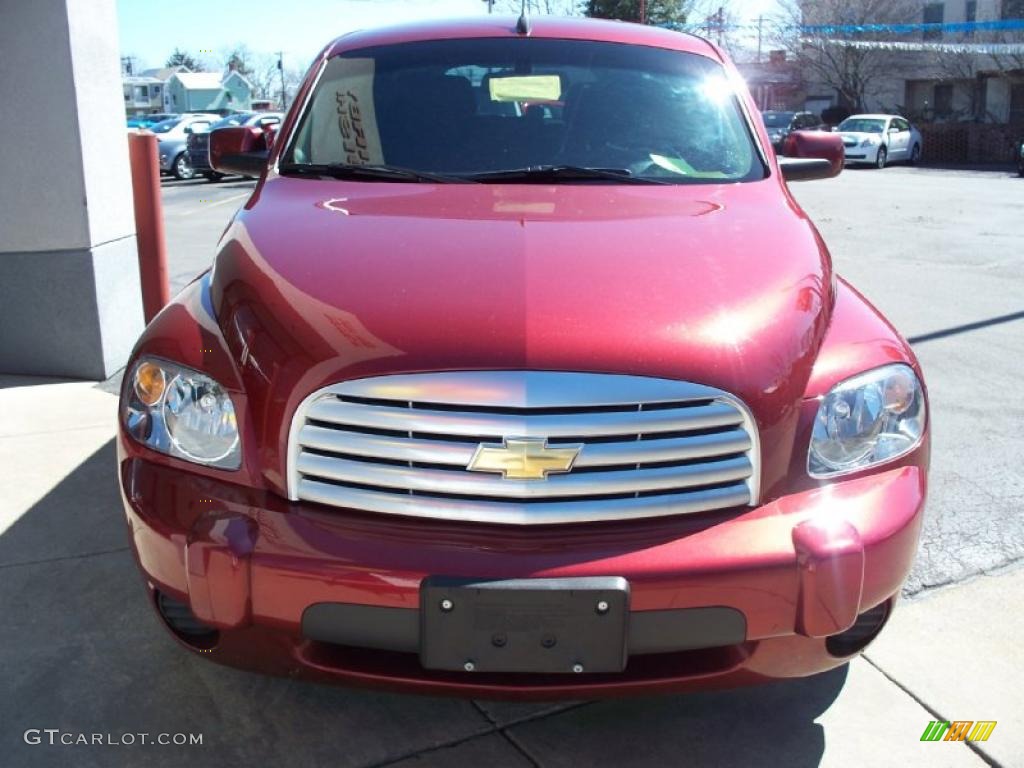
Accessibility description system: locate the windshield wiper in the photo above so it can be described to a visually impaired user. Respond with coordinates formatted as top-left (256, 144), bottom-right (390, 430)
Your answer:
top-left (466, 165), bottom-right (669, 184)
top-left (278, 162), bottom-right (467, 184)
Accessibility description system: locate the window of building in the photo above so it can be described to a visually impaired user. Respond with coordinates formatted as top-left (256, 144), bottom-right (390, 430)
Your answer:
top-left (923, 3), bottom-right (945, 40)
top-left (1002, 0), bottom-right (1024, 19)
top-left (934, 83), bottom-right (954, 116)
top-left (1010, 83), bottom-right (1024, 123)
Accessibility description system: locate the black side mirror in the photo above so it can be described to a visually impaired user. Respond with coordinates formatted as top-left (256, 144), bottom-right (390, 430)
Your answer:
top-left (217, 150), bottom-right (269, 178)
top-left (780, 158), bottom-right (836, 182)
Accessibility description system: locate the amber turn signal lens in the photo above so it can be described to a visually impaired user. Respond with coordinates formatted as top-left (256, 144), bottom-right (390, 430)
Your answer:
top-left (134, 362), bottom-right (167, 406)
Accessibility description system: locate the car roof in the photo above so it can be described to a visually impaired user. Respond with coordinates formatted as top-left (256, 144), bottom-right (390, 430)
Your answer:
top-left (845, 114), bottom-right (898, 120)
top-left (324, 16), bottom-right (722, 62)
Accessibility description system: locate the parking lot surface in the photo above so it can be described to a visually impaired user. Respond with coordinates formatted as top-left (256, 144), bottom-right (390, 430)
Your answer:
top-left (1, 166), bottom-right (1020, 767)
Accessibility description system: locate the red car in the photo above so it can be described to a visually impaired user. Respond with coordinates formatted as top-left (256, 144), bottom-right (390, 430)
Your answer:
top-left (118, 17), bottom-right (928, 699)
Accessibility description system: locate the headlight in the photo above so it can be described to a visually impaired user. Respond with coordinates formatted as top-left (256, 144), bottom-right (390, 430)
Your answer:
top-left (808, 364), bottom-right (925, 478)
top-left (122, 358), bottom-right (241, 469)
top-left (860, 136), bottom-right (879, 146)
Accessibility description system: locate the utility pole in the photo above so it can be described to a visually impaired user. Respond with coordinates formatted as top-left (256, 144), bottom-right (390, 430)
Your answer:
top-left (276, 51), bottom-right (286, 111)
top-left (639, 0), bottom-right (646, 24)
top-left (757, 15), bottom-right (763, 63)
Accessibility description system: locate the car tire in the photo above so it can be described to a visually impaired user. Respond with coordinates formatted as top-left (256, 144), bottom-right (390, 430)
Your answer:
top-left (874, 146), bottom-right (887, 170)
top-left (173, 153), bottom-right (195, 180)
top-left (909, 144), bottom-right (921, 166)
top-left (205, 172), bottom-right (225, 182)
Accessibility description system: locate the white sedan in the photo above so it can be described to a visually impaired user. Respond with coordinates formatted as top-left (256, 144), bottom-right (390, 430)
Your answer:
top-left (837, 114), bottom-right (923, 169)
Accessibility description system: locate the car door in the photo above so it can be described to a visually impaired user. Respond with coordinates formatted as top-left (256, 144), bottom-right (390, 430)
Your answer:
top-left (887, 118), bottom-right (911, 159)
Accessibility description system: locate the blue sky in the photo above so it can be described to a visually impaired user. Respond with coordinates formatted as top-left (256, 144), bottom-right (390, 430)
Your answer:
top-left (118, 0), bottom-right (491, 72)
top-left (118, 0), bottom-right (779, 72)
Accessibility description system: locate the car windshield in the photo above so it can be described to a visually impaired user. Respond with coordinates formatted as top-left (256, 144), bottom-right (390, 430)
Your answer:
top-left (284, 38), bottom-right (764, 183)
top-left (762, 112), bottom-right (794, 128)
top-left (150, 118), bottom-right (180, 133)
top-left (211, 113), bottom-right (255, 130)
top-left (839, 118), bottom-right (886, 134)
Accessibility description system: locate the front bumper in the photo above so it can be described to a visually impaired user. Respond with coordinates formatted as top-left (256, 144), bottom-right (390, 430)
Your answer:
top-left (843, 144), bottom-right (880, 164)
top-left (119, 447), bottom-right (925, 699)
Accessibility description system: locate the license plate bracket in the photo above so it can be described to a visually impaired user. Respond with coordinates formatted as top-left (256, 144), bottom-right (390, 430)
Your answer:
top-left (420, 576), bottom-right (629, 674)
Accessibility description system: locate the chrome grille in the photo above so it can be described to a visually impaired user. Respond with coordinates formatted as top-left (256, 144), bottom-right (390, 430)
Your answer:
top-left (287, 372), bottom-right (760, 525)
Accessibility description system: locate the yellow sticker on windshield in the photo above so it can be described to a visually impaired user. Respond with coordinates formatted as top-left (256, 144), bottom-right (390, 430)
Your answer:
top-left (650, 154), bottom-right (730, 179)
top-left (489, 75), bottom-right (562, 103)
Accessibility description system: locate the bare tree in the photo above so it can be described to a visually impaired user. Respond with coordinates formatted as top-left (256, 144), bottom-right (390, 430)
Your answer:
top-left (772, 0), bottom-right (919, 111)
top-left (690, 1), bottom-right (742, 55)
top-left (494, 0), bottom-right (581, 13)
top-left (248, 54), bottom-right (287, 101)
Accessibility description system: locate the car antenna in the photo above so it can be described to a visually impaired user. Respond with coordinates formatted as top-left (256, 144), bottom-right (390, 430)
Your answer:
top-left (516, 0), bottom-right (531, 35)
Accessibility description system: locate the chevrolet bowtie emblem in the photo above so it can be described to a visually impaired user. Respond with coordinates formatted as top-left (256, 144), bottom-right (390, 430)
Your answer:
top-left (467, 438), bottom-right (582, 480)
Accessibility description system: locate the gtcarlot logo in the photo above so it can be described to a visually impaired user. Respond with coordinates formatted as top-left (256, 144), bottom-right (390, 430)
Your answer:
top-left (24, 729), bottom-right (203, 747)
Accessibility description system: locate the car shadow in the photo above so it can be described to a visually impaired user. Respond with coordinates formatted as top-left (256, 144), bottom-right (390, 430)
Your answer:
top-left (0, 439), bottom-right (846, 767)
top-left (0, 374), bottom-right (80, 390)
top-left (489, 667), bottom-right (846, 767)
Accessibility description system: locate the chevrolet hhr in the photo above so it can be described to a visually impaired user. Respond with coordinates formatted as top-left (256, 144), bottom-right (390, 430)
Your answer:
top-left (118, 17), bottom-right (929, 698)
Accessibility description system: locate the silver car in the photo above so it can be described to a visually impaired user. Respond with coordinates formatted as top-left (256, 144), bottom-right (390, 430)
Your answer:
top-left (838, 114), bottom-right (923, 169)
top-left (149, 114), bottom-right (219, 179)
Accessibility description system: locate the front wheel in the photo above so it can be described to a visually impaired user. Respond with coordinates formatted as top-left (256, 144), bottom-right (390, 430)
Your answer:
top-left (173, 153), bottom-right (195, 180)
top-left (909, 144), bottom-right (921, 166)
top-left (874, 146), bottom-right (887, 169)
top-left (204, 171), bottom-right (225, 182)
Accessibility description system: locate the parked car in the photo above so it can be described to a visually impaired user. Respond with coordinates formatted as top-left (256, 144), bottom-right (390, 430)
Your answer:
top-left (761, 110), bottom-right (820, 153)
top-left (149, 114), bottom-right (219, 179)
top-left (127, 112), bottom-right (178, 129)
top-left (187, 112), bottom-right (283, 181)
top-left (118, 17), bottom-right (928, 698)
top-left (837, 114), bottom-right (922, 169)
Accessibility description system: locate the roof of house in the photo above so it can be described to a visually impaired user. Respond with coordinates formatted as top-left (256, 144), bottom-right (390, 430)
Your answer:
top-left (140, 66), bottom-right (190, 81)
top-left (171, 72), bottom-right (225, 90)
top-left (223, 69), bottom-right (254, 89)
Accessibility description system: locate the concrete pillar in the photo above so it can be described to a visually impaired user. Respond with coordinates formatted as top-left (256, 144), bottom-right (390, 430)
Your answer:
top-left (0, 0), bottom-right (144, 379)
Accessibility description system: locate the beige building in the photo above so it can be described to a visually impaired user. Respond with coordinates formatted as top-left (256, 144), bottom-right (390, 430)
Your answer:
top-left (802, 0), bottom-right (1024, 124)
top-left (902, 0), bottom-right (1024, 122)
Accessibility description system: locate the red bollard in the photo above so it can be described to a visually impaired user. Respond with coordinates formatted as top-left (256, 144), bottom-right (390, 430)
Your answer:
top-left (127, 130), bottom-right (170, 323)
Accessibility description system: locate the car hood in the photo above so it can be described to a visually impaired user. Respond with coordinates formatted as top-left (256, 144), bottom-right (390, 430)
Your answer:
top-left (210, 177), bottom-right (833, 489)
